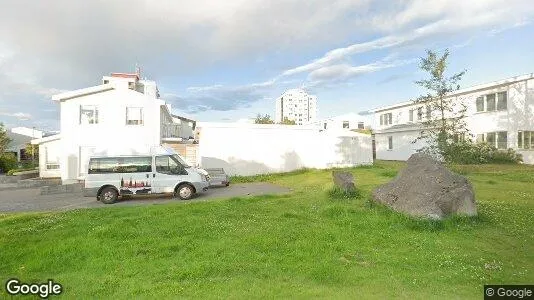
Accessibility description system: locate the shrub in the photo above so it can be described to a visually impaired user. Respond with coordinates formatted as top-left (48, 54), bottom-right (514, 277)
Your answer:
top-left (327, 186), bottom-right (361, 200)
top-left (441, 141), bottom-right (522, 164)
top-left (0, 153), bottom-right (18, 174)
top-left (7, 167), bottom-right (38, 176)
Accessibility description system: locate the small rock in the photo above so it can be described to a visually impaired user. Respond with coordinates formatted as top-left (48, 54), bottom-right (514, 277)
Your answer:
top-left (332, 171), bottom-right (356, 192)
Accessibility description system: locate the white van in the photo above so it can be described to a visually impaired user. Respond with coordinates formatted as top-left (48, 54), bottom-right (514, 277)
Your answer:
top-left (83, 149), bottom-right (209, 204)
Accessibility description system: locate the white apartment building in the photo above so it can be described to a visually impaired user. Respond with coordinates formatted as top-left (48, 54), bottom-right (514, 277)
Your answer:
top-left (31, 72), bottom-right (194, 183)
top-left (275, 89), bottom-right (317, 125)
top-left (370, 73), bottom-right (534, 164)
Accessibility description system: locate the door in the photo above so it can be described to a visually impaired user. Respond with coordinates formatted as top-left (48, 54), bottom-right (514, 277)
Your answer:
top-left (115, 156), bottom-right (153, 196)
top-left (152, 155), bottom-right (188, 194)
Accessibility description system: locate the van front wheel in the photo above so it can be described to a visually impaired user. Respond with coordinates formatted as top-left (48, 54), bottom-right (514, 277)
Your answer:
top-left (99, 187), bottom-right (118, 204)
top-left (176, 184), bottom-right (194, 200)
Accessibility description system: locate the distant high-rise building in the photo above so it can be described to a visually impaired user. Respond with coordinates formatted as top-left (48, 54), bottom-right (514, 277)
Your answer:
top-left (275, 89), bottom-right (317, 125)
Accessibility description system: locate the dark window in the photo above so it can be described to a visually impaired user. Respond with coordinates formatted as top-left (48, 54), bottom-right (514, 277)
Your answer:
top-left (380, 115), bottom-right (383, 125)
top-left (409, 109), bottom-right (413, 122)
top-left (128, 82), bottom-right (135, 90)
top-left (387, 136), bottom-right (393, 150)
top-left (323, 123), bottom-right (327, 129)
top-left (426, 106), bottom-right (431, 119)
top-left (497, 92), bottom-right (507, 110)
top-left (476, 97), bottom-right (484, 112)
top-left (417, 107), bottom-right (423, 121)
top-left (486, 132), bottom-right (496, 147)
top-left (88, 156), bottom-right (152, 174)
top-left (103, 80), bottom-right (109, 84)
top-left (497, 131), bottom-right (507, 149)
top-left (342, 121), bottom-right (349, 129)
top-left (155, 155), bottom-right (187, 175)
top-left (357, 122), bottom-right (364, 129)
top-left (486, 94), bottom-right (496, 111)
top-left (518, 131), bottom-right (523, 148)
top-left (476, 134), bottom-right (485, 143)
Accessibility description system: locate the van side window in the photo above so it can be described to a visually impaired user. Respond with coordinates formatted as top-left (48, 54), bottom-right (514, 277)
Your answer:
top-left (88, 157), bottom-right (152, 174)
top-left (155, 155), bottom-right (185, 174)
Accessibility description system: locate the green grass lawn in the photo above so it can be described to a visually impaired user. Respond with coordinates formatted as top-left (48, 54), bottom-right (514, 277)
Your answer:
top-left (1, 161), bottom-right (533, 298)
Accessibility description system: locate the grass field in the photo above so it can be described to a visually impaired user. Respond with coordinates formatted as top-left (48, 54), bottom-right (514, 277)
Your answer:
top-left (1, 161), bottom-right (533, 298)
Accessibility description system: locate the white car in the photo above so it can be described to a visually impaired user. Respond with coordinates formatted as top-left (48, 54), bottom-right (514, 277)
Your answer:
top-left (83, 149), bottom-right (209, 204)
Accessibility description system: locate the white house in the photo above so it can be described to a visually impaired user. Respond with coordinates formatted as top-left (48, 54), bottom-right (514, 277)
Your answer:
top-left (32, 72), bottom-right (189, 183)
top-left (371, 73), bottom-right (534, 164)
top-left (275, 89), bottom-right (318, 125)
top-left (6, 127), bottom-right (45, 162)
top-left (309, 112), bottom-right (371, 131)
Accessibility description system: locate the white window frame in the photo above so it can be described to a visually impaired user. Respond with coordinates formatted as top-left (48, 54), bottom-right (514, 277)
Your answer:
top-left (517, 131), bottom-right (533, 150)
top-left (387, 136), bottom-right (393, 150)
top-left (126, 107), bottom-right (144, 125)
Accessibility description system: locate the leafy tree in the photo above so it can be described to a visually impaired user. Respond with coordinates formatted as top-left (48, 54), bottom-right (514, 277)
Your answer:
top-left (25, 142), bottom-right (39, 163)
top-left (0, 123), bottom-right (11, 153)
top-left (413, 49), bottom-right (468, 161)
top-left (279, 117), bottom-right (296, 125)
top-left (254, 114), bottom-right (275, 124)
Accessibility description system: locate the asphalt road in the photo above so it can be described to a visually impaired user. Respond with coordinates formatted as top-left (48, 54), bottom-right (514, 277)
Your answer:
top-left (0, 183), bottom-right (291, 213)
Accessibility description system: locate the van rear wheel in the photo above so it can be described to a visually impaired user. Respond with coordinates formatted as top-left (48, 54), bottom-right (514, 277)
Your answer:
top-left (99, 187), bottom-right (118, 204)
top-left (176, 184), bottom-right (194, 200)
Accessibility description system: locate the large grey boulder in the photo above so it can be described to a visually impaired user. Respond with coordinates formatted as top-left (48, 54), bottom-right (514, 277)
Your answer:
top-left (332, 171), bottom-right (355, 192)
top-left (372, 153), bottom-right (477, 219)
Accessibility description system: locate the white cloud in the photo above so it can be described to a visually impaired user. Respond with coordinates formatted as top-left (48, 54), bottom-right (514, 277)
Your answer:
top-left (0, 111), bottom-right (32, 120)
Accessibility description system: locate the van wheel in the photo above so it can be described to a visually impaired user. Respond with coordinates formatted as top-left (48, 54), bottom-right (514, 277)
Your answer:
top-left (176, 184), bottom-right (194, 200)
top-left (99, 187), bottom-right (118, 204)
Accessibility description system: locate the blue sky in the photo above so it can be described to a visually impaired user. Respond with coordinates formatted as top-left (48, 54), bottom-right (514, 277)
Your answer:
top-left (1, 0), bottom-right (533, 130)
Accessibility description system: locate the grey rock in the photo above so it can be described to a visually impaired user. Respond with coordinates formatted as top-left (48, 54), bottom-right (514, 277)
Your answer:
top-left (332, 171), bottom-right (356, 192)
top-left (372, 153), bottom-right (477, 219)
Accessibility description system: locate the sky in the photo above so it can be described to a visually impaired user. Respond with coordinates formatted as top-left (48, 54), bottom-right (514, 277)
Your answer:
top-left (0, 0), bottom-right (533, 131)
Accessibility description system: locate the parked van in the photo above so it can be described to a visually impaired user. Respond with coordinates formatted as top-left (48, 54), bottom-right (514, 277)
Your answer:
top-left (83, 148), bottom-right (209, 204)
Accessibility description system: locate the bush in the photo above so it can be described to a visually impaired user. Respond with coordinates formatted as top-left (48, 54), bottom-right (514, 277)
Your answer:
top-left (443, 141), bottom-right (522, 164)
top-left (7, 167), bottom-right (38, 176)
top-left (0, 153), bottom-right (18, 174)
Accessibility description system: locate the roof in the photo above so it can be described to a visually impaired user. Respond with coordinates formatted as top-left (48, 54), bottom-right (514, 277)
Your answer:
top-left (370, 73), bottom-right (534, 113)
top-left (31, 134), bottom-right (61, 145)
top-left (171, 114), bottom-right (196, 123)
top-left (373, 123), bottom-right (424, 134)
top-left (110, 72), bottom-right (139, 80)
top-left (52, 84), bottom-right (114, 101)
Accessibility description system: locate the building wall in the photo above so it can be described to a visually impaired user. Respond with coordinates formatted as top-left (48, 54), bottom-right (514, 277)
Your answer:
top-left (198, 123), bottom-right (372, 176)
top-left (373, 77), bottom-right (534, 164)
top-left (310, 113), bottom-right (371, 131)
top-left (275, 89), bottom-right (317, 125)
top-left (58, 89), bottom-right (164, 182)
top-left (38, 139), bottom-right (61, 178)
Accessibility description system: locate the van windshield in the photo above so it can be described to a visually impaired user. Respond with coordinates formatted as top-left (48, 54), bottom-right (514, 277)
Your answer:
top-left (171, 154), bottom-right (191, 168)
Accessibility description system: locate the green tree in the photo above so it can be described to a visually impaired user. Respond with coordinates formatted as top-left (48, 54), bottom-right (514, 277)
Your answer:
top-left (0, 123), bottom-right (11, 153)
top-left (413, 49), bottom-right (468, 161)
top-left (254, 114), bottom-right (275, 124)
top-left (279, 117), bottom-right (296, 125)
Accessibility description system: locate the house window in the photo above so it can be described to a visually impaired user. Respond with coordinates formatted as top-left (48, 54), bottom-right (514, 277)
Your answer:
top-left (409, 109), bottom-right (414, 122)
top-left (484, 131), bottom-right (508, 149)
top-left (476, 97), bottom-right (484, 112)
top-left (103, 80), bottom-right (109, 84)
top-left (126, 107), bottom-right (143, 125)
top-left (476, 134), bottom-right (485, 143)
top-left (497, 131), bottom-right (507, 149)
top-left (497, 92), bottom-right (507, 110)
top-left (518, 131), bottom-right (534, 149)
top-left (380, 113), bottom-right (392, 125)
top-left (44, 147), bottom-right (59, 170)
top-left (387, 136), bottom-right (393, 150)
top-left (417, 107), bottom-right (423, 121)
top-left (80, 105), bottom-right (99, 124)
top-left (128, 81), bottom-right (135, 90)
top-left (358, 122), bottom-right (364, 129)
top-left (479, 91), bottom-right (507, 112)
top-left (426, 106), bottom-right (431, 119)
top-left (324, 123), bottom-right (327, 129)
top-left (486, 94), bottom-right (496, 111)
top-left (343, 121), bottom-right (349, 129)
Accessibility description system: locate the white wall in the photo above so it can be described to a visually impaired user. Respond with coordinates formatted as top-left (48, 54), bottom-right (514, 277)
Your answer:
top-left (38, 139), bottom-right (61, 178)
top-left (375, 130), bottom-right (426, 161)
top-left (198, 124), bottom-right (373, 176)
top-left (58, 89), bottom-right (164, 182)
top-left (311, 113), bottom-right (371, 131)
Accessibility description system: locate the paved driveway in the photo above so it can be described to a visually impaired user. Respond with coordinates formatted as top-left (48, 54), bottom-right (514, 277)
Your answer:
top-left (0, 183), bottom-right (291, 213)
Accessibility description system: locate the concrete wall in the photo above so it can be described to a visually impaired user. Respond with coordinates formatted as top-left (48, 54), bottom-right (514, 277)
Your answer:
top-left (58, 89), bottom-right (164, 182)
top-left (198, 123), bottom-right (372, 176)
